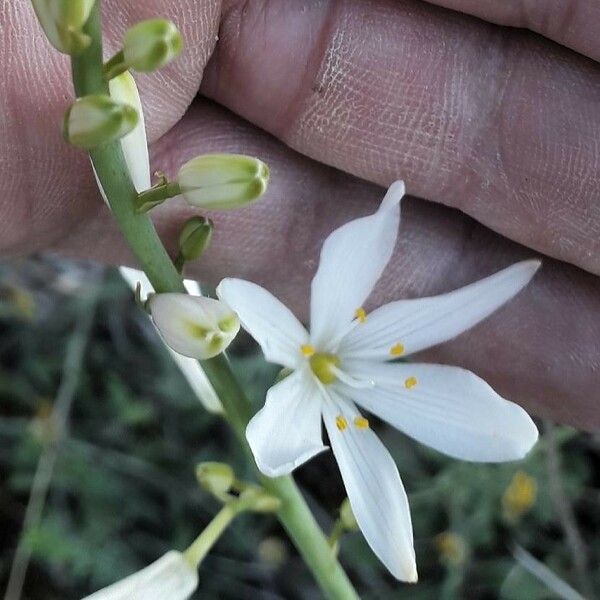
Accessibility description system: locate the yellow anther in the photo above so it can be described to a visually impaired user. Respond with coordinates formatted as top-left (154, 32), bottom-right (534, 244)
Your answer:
top-left (390, 343), bottom-right (405, 357)
top-left (404, 376), bottom-right (417, 389)
top-left (336, 415), bottom-right (348, 431)
top-left (354, 307), bottom-right (367, 323)
top-left (354, 416), bottom-right (369, 429)
top-left (300, 344), bottom-right (316, 357)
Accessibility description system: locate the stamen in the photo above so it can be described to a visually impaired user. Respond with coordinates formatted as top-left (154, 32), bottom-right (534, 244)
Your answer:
top-left (336, 415), bottom-right (348, 431)
top-left (390, 343), bottom-right (405, 357)
top-left (354, 416), bottom-right (369, 429)
top-left (404, 376), bottom-right (417, 389)
top-left (354, 307), bottom-right (367, 323)
top-left (329, 365), bottom-right (375, 389)
top-left (300, 344), bottom-right (316, 357)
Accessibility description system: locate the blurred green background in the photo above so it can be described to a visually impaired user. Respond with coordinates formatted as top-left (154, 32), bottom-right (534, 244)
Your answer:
top-left (0, 257), bottom-right (598, 599)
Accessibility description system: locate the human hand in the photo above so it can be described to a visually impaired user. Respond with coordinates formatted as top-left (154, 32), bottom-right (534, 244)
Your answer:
top-left (1, 0), bottom-right (598, 428)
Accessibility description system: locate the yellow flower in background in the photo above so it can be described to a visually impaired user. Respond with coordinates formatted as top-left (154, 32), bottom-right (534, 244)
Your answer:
top-left (503, 470), bottom-right (537, 522)
top-left (434, 532), bottom-right (467, 566)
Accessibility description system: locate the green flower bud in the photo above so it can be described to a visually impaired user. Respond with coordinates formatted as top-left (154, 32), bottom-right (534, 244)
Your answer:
top-left (63, 95), bottom-right (138, 149)
top-left (177, 154), bottom-right (270, 210)
top-left (195, 462), bottom-right (235, 496)
top-left (240, 487), bottom-right (282, 513)
top-left (178, 217), bottom-right (214, 262)
top-left (31, 0), bottom-right (95, 55)
top-left (123, 19), bottom-right (183, 72)
top-left (340, 498), bottom-right (358, 531)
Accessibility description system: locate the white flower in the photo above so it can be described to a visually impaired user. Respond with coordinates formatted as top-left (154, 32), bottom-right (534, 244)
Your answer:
top-left (119, 267), bottom-right (222, 413)
top-left (217, 181), bottom-right (540, 582)
top-left (148, 293), bottom-right (240, 360)
top-left (82, 550), bottom-right (197, 600)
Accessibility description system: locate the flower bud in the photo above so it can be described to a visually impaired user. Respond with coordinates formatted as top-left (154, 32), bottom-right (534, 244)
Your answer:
top-left (195, 462), bottom-right (235, 496)
top-left (123, 19), bottom-right (183, 72)
top-left (178, 217), bottom-right (214, 262)
top-left (31, 0), bottom-right (95, 55)
top-left (240, 487), bottom-right (282, 513)
top-left (64, 95), bottom-right (138, 149)
top-left (82, 550), bottom-right (198, 600)
top-left (177, 154), bottom-right (269, 210)
top-left (148, 294), bottom-right (239, 360)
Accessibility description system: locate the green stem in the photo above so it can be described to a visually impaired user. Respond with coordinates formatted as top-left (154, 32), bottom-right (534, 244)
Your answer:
top-left (70, 5), bottom-right (358, 599)
top-left (183, 504), bottom-right (239, 569)
top-left (136, 181), bottom-right (181, 213)
top-left (328, 519), bottom-right (346, 549)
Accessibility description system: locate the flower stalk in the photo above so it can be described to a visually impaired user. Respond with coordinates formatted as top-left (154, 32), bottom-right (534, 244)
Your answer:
top-left (69, 4), bottom-right (358, 599)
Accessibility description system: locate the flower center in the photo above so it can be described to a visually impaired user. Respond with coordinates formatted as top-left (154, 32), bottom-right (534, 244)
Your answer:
top-left (308, 352), bottom-right (341, 385)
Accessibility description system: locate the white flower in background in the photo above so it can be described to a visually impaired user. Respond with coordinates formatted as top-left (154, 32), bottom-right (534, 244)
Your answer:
top-left (82, 550), bottom-right (197, 600)
top-left (148, 293), bottom-right (239, 360)
top-left (217, 181), bottom-right (540, 582)
top-left (119, 267), bottom-right (222, 413)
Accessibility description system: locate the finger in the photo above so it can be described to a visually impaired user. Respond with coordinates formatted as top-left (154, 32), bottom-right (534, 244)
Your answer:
top-left (0, 0), bottom-right (218, 253)
top-left (50, 100), bottom-right (600, 431)
top-left (420, 0), bottom-right (600, 62)
top-left (201, 0), bottom-right (600, 275)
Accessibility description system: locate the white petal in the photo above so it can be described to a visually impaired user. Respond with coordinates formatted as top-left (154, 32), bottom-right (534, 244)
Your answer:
top-left (119, 267), bottom-right (221, 413)
top-left (339, 260), bottom-right (541, 359)
top-left (343, 361), bottom-right (538, 462)
top-left (246, 370), bottom-right (326, 477)
top-left (217, 278), bottom-right (309, 369)
top-left (94, 72), bottom-right (150, 208)
top-left (82, 551), bottom-right (198, 600)
top-left (149, 294), bottom-right (240, 360)
top-left (310, 181), bottom-right (404, 350)
top-left (322, 396), bottom-right (417, 582)
top-left (109, 71), bottom-right (151, 193)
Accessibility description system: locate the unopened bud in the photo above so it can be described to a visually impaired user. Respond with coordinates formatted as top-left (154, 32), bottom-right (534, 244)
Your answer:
top-left (195, 462), bottom-right (235, 496)
top-left (340, 498), bottom-right (358, 531)
top-left (149, 294), bottom-right (239, 360)
top-left (123, 19), bottom-right (183, 72)
top-left (64, 95), bottom-right (138, 149)
top-left (178, 217), bottom-right (214, 262)
top-left (31, 0), bottom-right (95, 55)
top-left (240, 487), bottom-right (281, 513)
top-left (83, 551), bottom-right (198, 600)
top-left (177, 154), bottom-right (269, 210)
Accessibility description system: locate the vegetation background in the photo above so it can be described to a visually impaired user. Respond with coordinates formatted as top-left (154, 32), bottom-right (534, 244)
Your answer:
top-left (0, 257), bottom-right (598, 599)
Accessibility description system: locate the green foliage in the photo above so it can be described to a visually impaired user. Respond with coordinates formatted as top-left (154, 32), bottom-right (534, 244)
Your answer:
top-left (0, 259), bottom-right (598, 599)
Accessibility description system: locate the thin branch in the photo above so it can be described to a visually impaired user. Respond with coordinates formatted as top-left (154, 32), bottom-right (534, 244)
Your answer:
top-left (512, 545), bottom-right (586, 600)
top-left (543, 419), bottom-right (595, 600)
top-left (4, 290), bottom-right (99, 600)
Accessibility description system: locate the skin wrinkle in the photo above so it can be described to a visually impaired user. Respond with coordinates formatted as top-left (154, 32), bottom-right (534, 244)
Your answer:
top-left (421, 0), bottom-right (600, 62)
top-left (202, 0), bottom-right (600, 274)
top-left (1, 2), bottom-right (599, 428)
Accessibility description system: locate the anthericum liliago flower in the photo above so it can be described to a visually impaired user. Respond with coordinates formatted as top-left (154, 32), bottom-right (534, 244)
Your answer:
top-left (217, 181), bottom-right (540, 582)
